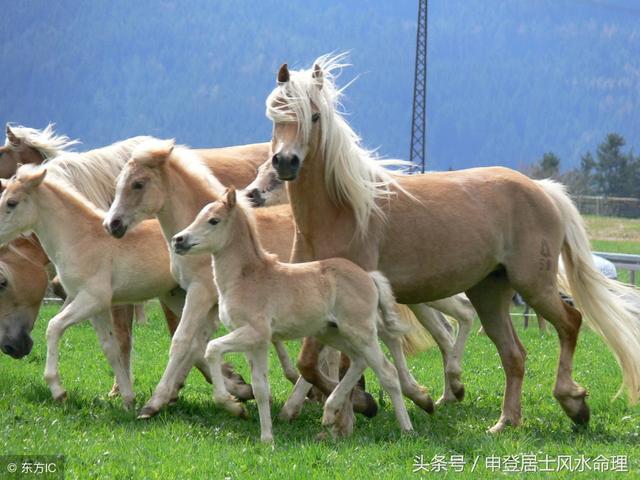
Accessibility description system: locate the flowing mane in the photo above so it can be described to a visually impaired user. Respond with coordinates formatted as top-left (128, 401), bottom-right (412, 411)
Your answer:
top-left (16, 164), bottom-right (105, 218)
top-left (45, 136), bottom-right (153, 209)
top-left (266, 53), bottom-right (410, 235)
top-left (5, 123), bottom-right (79, 159)
top-left (167, 145), bottom-right (226, 198)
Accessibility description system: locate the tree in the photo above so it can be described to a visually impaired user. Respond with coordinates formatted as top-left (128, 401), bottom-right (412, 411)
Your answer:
top-left (589, 134), bottom-right (638, 197)
top-left (530, 152), bottom-right (561, 179)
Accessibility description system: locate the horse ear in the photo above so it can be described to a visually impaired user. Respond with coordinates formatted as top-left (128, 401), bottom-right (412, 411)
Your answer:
top-left (312, 64), bottom-right (323, 90)
top-left (277, 63), bottom-right (290, 84)
top-left (226, 186), bottom-right (237, 209)
top-left (22, 168), bottom-right (46, 192)
top-left (6, 125), bottom-right (20, 145)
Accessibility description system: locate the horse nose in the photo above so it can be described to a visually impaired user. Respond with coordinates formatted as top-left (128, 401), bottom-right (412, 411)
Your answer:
top-left (1, 342), bottom-right (17, 357)
top-left (109, 218), bottom-right (122, 231)
top-left (174, 235), bottom-right (184, 245)
top-left (271, 153), bottom-right (281, 168)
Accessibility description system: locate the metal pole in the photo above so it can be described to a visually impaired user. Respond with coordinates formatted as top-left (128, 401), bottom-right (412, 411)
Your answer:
top-left (409, 0), bottom-right (428, 173)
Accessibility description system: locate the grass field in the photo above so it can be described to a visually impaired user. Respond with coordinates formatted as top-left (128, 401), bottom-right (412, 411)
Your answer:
top-left (1, 215), bottom-right (639, 479)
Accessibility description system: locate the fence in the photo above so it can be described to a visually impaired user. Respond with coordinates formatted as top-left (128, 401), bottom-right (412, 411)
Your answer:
top-left (572, 195), bottom-right (640, 218)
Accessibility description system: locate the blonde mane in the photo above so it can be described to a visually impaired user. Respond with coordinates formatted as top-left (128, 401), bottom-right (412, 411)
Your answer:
top-left (5, 123), bottom-right (79, 159)
top-left (16, 164), bottom-right (105, 218)
top-left (167, 145), bottom-right (226, 198)
top-left (266, 53), bottom-right (410, 235)
top-left (45, 136), bottom-right (152, 210)
top-left (233, 194), bottom-right (278, 263)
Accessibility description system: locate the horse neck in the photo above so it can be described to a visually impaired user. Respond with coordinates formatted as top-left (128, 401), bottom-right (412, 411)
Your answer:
top-left (212, 208), bottom-right (270, 292)
top-left (12, 235), bottom-right (49, 266)
top-left (32, 184), bottom-right (100, 262)
top-left (156, 162), bottom-right (220, 240)
top-left (287, 144), bottom-right (355, 238)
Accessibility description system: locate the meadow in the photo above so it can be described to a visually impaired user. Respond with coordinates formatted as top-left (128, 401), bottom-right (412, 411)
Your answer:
top-left (1, 215), bottom-right (639, 479)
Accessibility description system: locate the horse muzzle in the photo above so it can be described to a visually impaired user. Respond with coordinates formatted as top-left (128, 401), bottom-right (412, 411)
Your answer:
top-left (272, 153), bottom-right (300, 181)
top-left (105, 217), bottom-right (128, 239)
top-left (1, 332), bottom-right (33, 359)
top-left (172, 235), bottom-right (197, 255)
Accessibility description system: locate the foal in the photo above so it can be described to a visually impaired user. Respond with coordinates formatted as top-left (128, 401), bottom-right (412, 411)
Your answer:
top-left (173, 188), bottom-right (413, 442)
top-left (0, 165), bottom-right (189, 408)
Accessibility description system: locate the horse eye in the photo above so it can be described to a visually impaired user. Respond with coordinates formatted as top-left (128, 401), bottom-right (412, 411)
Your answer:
top-left (132, 181), bottom-right (144, 190)
top-left (208, 218), bottom-right (219, 226)
top-left (312, 113), bottom-right (320, 123)
top-left (0, 278), bottom-right (7, 289)
top-left (6, 199), bottom-right (18, 208)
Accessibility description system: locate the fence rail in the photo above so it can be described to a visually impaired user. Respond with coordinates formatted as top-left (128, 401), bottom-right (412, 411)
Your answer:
top-left (573, 195), bottom-right (640, 218)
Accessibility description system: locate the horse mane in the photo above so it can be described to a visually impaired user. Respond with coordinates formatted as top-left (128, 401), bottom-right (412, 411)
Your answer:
top-left (233, 194), bottom-right (278, 263)
top-left (167, 145), bottom-right (226, 198)
top-left (44, 136), bottom-right (152, 210)
top-left (16, 164), bottom-right (105, 218)
top-left (265, 52), bottom-right (410, 236)
top-left (5, 123), bottom-right (79, 159)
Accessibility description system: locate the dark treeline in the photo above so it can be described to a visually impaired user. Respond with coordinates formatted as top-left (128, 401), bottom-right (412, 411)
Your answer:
top-left (528, 133), bottom-right (640, 198)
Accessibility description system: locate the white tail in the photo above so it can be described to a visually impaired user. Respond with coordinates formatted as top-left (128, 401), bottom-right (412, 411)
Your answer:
top-left (369, 271), bottom-right (409, 337)
top-left (537, 179), bottom-right (640, 404)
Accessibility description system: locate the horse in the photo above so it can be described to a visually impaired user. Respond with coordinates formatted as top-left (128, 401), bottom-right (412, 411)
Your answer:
top-left (104, 139), bottom-right (434, 423)
top-left (265, 54), bottom-right (640, 433)
top-left (0, 237), bottom-right (49, 359)
top-left (0, 125), bottom-right (289, 400)
top-left (172, 187), bottom-right (414, 441)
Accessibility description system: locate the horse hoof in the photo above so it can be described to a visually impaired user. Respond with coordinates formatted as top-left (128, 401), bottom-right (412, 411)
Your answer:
top-left (453, 384), bottom-right (465, 402)
top-left (353, 389), bottom-right (378, 418)
top-left (137, 405), bottom-right (158, 419)
top-left (53, 391), bottom-right (67, 403)
top-left (415, 395), bottom-right (435, 414)
top-left (569, 401), bottom-right (590, 426)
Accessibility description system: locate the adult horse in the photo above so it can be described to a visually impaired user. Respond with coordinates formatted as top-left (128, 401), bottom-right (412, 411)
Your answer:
top-left (266, 54), bottom-right (640, 433)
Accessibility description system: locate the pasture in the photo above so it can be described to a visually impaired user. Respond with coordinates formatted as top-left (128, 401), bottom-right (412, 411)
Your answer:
top-left (1, 217), bottom-right (639, 479)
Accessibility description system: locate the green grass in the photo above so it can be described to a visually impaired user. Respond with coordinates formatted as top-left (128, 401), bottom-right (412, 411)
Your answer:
top-left (2, 216), bottom-right (639, 479)
top-left (1, 303), bottom-right (639, 479)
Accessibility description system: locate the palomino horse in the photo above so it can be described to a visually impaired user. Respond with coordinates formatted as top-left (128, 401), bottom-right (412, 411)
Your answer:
top-left (0, 236), bottom-right (49, 358)
top-left (1, 124), bottom-right (151, 324)
top-left (0, 165), bottom-right (193, 408)
top-left (173, 188), bottom-right (413, 441)
top-left (245, 146), bottom-right (477, 410)
top-left (105, 140), bottom-right (434, 422)
top-left (265, 55), bottom-right (640, 433)
top-left (0, 125), bottom-right (291, 399)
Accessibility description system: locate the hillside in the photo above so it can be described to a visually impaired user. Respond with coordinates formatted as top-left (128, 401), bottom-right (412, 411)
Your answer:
top-left (0, 0), bottom-right (638, 171)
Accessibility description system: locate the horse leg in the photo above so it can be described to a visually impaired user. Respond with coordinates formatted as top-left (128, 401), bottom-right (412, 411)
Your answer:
top-left (466, 273), bottom-right (526, 433)
top-left (273, 341), bottom-right (299, 385)
top-left (108, 304), bottom-right (134, 398)
top-left (44, 292), bottom-right (104, 402)
top-left (205, 326), bottom-right (267, 419)
top-left (379, 331), bottom-right (434, 413)
top-left (134, 303), bottom-right (148, 324)
top-left (139, 285), bottom-right (220, 418)
top-left (297, 336), bottom-right (378, 417)
top-left (160, 293), bottom-right (250, 395)
top-left (247, 346), bottom-right (273, 443)
top-left (408, 304), bottom-right (463, 404)
top-left (427, 295), bottom-right (475, 404)
top-left (92, 311), bottom-right (136, 410)
top-left (519, 289), bottom-right (588, 425)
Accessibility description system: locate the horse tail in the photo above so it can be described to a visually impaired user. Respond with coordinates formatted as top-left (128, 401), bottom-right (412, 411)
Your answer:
top-left (397, 304), bottom-right (438, 356)
top-left (537, 179), bottom-right (640, 404)
top-left (369, 271), bottom-right (409, 337)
